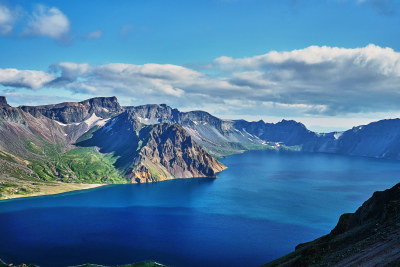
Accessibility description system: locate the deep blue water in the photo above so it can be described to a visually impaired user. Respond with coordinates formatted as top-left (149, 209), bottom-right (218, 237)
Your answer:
top-left (1, 150), bottom-right (400, 267)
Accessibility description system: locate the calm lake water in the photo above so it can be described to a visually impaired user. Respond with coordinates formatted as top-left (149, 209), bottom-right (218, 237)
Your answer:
top-left (1, 150), bottom-right (400, 267)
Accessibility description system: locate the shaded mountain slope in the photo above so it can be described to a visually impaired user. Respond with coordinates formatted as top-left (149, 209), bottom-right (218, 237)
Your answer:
top-left (125, 105), bottom-right (282, 156)
top-left (264, 183), bottom-right (400, 267)
top-left (5, 95), bottom-right (400, 198)
top-left (77, 111), bottom-right (226, 183)
top-left (0, 96), bottom-right (226, 198)
top-left (125, 103), bottom-right (400, 160)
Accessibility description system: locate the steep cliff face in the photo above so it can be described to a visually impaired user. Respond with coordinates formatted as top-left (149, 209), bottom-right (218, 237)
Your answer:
top-left (124, 103), bottom-right (400, 160)
top-left (125, 104), bottom-right (180, 124)
top-left (264, 183), bottom-right (400, 267)
top-left (0, 96), bottom-right (9, 107)
top-left (131, 123), bottom-right (226, 183)
top-left (21, 96), bottom-right (122, 124)
top-left (77, 111), bottom-right (226, 183)
top-left (125, 104), bottom-right (271, 156)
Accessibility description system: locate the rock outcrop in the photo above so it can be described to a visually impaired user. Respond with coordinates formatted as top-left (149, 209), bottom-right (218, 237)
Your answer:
top-left (264, 183), bottom-right (400, 267)
top-left (0, 96), bottom-right (10, 107)
top-left (21, 96), bottom-right (122, 124)
top-left (131, 123), bottom-right (226, 182)
top-left (77, 111), bottom-right (226, 183)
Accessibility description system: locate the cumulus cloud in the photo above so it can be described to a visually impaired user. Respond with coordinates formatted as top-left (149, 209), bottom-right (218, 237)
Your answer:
top-left (215, 44), bottom-right (400, 114)
top-left (0, 4), bottom-right (71, 41)
top-left (2, 44), bottom-right (400, 117)
top-left (83, 30), bottom-right (102, 40)
top-left (24, 5), bottom-right (70, 40)
top-left (0, 4), bottom-right (16, 34)
top-left (50, 62), bottom-right (208, 99)
top-left (0, 68), bottom-right (55, 90)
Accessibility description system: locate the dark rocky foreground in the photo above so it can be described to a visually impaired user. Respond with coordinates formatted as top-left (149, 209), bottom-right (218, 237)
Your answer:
top-left (0, 260), bottom-right (166, 267)
top-left (264, 183), bottom-right (400, 267)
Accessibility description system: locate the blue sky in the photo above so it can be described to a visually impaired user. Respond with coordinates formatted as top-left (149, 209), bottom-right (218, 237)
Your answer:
top-left (0, 0), bottom-right (399, 132)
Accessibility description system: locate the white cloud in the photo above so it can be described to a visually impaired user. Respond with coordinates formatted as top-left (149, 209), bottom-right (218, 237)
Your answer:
top-left (3, 44), bottom-right (400, 120)
top-left (49, 62), bottom-right (207, 99)
top-left (0, 5), bottom-right (15, 34)
top-left (24, 5), bottom-right (70, 40)
top-left (214, 44), bottom-right (400, 73)
top-left (0, 68), bottom-right (55, 90)
top-left (83, 30), bottom-right (102, 40)
top-left (215, 44), bottom-right (400, 114)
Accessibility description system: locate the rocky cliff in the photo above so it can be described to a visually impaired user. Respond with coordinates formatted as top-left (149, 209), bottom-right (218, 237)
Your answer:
top-left (264, 183), bottom-right (400, 267)
top-left (77, 111), bottom-right (226, 183)
top-left (0, 96), bottom-right (9, 107)
top-left (124, 103), bottom-right (400, 160)
top-left (125, 105), bottom-right (276, 156)
top-left (0, 96), bottom-right (227, 198)
top-left (21, 96), bottom-right (122, 124)
top-left (131, 123), bottom-right (226, 182)
top-left (5, 95), bottom-right (400, 198)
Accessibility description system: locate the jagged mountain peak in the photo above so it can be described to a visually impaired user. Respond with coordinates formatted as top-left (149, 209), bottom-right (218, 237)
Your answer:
top-left (76, 111), bottom-right (225, 182)
top-left (0, 96), bottom-right (10, 107)
top-left (124, 103), bottom-right (180, 125)
top-left (20, 96), bottom-right (122, 124)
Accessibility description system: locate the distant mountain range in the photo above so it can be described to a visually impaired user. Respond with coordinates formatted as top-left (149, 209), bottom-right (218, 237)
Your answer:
top-left (2, 95), bottom-right (400, 198)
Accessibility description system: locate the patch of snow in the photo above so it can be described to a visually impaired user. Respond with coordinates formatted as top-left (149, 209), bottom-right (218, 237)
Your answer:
top-left (96, 118), bottom-right (110, 127)
top-left (84, 113), bottom-right (103, 128)
top-left (334, 132), bottom-right (344, 140)
top-left (54, 120), bottom-right (67, 126)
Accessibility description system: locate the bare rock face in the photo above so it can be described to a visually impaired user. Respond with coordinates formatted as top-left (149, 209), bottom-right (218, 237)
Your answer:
top-left (124, 104), bottom-right (179, 125)
top-left (21, 96), bottom-right (122, 124)
top-left (130, 165), bottom-right (158, 183)
top-left (0, 96), bottom-right (9, 107)
top-left (78, 111), bottom-right (226, 183)
top-left (132, 123), bottom-right (226, 182)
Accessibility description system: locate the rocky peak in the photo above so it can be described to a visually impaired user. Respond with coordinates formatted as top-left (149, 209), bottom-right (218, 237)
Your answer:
top-left (124, 104), bottom-right (180, 125)
top-left (20, 96), bottom-right (123, 124)
top-left (0, 96), bottom-right (10, 107)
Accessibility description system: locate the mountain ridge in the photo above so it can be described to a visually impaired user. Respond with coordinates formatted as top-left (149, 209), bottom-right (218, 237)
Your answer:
top-left (2, 95), bottom-right (400, 199)
top-left (0, 96), bottom-right (227, 199)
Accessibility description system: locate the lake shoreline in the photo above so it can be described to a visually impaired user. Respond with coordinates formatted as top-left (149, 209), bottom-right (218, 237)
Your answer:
top-left (0, 175), bottom-right (223, 201)
top-left (0, 179), bottom-right (105, 201)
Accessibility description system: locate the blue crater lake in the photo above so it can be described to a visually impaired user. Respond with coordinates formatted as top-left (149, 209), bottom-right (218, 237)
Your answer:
top-left (1, 150), bottom-right (400, 267)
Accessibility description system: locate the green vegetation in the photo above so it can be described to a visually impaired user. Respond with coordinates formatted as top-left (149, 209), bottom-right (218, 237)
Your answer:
top-left (0, 182), bottom-right (29, 198)
top-left (58, 147), bottom-right (126, 184)
top-left (0, 150), bottom-right (17, 163)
